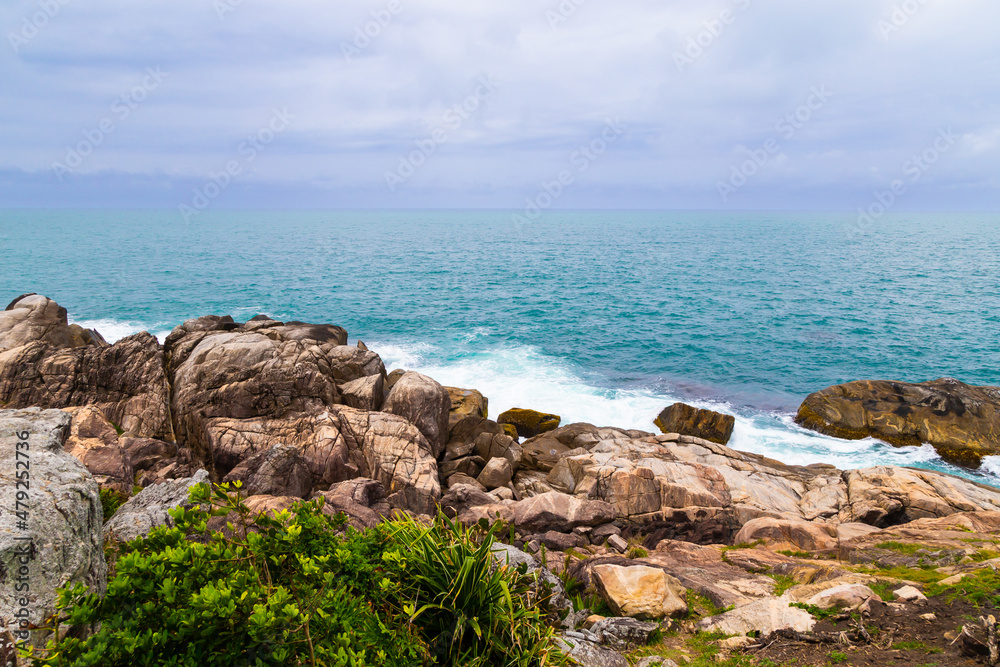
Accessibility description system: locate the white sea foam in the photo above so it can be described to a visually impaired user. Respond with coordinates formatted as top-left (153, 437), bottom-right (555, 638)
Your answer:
top-left (69, 318), bottom-right (173, 344)
top-left (371, 338), bottom-right (994, 483)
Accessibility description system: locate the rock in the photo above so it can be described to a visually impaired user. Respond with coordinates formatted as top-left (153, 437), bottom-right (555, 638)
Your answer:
top-left (498, 408), bottom-right (561, 439)
top-left (204, 407), bottom-right (440, 514)
top-left (446, 387), bottom-right (488, 430)
top-left (919, 613), bottom-right (937, 621)
top-left (697, 598), bottom-right (815, 636)
top-left (313, 478), bottom-right (389, 530)
top-left (796, 378), bottom-right (1000, 467)
top-left (490, 543), bottom-right (571, 618)
top-left (0, 330), bottom-right (173, 440)
top-left (62, 406), bottom-right (134, 496)
top-left (592, 564), bottom-right (687, 619)
top-left (654, 403), bottom-right (735, 446)
top-left (222, 445), bottom-right (313, 498)
top-left (477, 457), bottom-right (513, 490)
top-left (382, 372), bottom-right (451, 458)
top-left (590, 617), bottom-right (660, 650)
top-left (446, 473), bottom-right (485, 491)
top-left (839, 466), bottom-right (1000, 526)
top-left (166, 321), bottom-right (349, 471)
top-left (338, 374), bottom-right (384, 412)
top-left (572, 540), bottom-right (778, 612)
top-left (805, 583), bottom-right (881, 610)
top-left (385, 368), bottom-right (406, 390)
top-left (439, 456), bottom-right (485, 479)
top-left (104, 469), bottom-right (210, 542)
top-left (592, 523), bottom-right (622, 542)
top-left (637, 657), bottom-right (678, 667)
top-left (556, 635), bottom-right (628, 667)
top-left (733, 517), bottom-right (838, 552)
top-left (491, 486), bottom-right (514, 502)
top-left (0, 408), bottom-right (107, 649)
top-left (0, 294), bottom-right (105, 350)
top-left (893, 585), bottom-right (927, 602)
top-left (531, 530), bottom-right (587, 552)
top-left (121, 437), bottom-right (178, 473)
top-left (718, 636), bottom-right (753, 650)
top-left (607, 534), bottom-right (629, 553)
top-left (512, 492), bottom-right (617, 533)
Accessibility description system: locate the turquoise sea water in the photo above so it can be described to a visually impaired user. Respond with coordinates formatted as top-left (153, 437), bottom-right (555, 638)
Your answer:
top-left (2, 209), bottom-right (999, 484)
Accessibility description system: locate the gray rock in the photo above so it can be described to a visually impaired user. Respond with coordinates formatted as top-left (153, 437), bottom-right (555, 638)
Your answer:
top-left (556, 635), bottom-right (629, 667)
top-left (0, 408), bottom-right (107, 649)
top-left (490, 542), bottom-right (572, 621)
top-left (637, 657), bottom-right (677, 667)
top-left (104, 469), bottom-right (210, 542)
top-left (590, 617), bottom-right (660, 650)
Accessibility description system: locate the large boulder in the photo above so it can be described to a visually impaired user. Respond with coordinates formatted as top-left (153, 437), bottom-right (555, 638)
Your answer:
top-left (0, 294), bottom-right (105, 350)
top-left (733, 517), bottom-right (838, 552)
top-left (0, 323), bottom-right (172, 440)
top-left (222, 445), bottom-right (313, 498)
top-left (382, 372), bottom-right (451, 458)
top-left (0, 408), bottom-right (106, 648)
top-left (62, 406), bottom-right (135, 496)
top-left (498, 408), bottom-right (561, 439)
top-left (796, 378), bottom-right (1000, 467)
top-left (446, 387), bottom-right (488, 430)
top-left (592, 564), bottom-right (687, 619)
top-left (696, 598), bottom-right (815, 636)
top-left (203, 406), bottom-right (441, 514)
top-left (654, 402), bottom-right (735, 445)
top-left (338, 374), bottom-right (384, 412)
top-left (511, 492), bottom-right (616, 532)
top-left (104, 470), bottom-right (210, 543)
top-left (165, 316), bottom-right (364, 469)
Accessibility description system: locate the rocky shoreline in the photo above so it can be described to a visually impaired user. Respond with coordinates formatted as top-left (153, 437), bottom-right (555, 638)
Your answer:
top-left (3, 293), bottom-right (1000, 666)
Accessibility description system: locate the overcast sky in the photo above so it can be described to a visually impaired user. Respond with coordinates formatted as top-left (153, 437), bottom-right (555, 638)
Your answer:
top-left (1, 0), bottom-right (998, 210)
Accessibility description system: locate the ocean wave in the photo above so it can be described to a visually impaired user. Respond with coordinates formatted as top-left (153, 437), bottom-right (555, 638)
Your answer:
top-left (69, 318), bottom-right (173, 344)
top-left (370, 338), bottom-right (997, 486)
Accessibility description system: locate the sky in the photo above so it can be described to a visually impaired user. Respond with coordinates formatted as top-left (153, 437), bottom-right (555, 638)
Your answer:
top-left (1, 0), bottom-right (998, 210)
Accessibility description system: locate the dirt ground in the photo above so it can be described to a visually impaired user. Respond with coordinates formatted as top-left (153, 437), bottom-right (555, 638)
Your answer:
top-left (750, 597), bottom-right (1000, 667)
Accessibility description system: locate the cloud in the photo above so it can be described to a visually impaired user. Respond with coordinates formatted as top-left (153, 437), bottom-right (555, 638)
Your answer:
top-left (1, 0), bottom-right (998, 209)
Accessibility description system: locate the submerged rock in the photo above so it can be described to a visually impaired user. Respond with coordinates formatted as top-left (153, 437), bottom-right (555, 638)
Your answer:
top-left (796, 378), bottom-right (1000, 467)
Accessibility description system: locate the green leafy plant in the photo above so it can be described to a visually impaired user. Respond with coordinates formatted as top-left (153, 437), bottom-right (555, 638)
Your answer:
top-left (925, 568), bottom-right (1000, 608)
top-left (99, 488), bottom-right (130, 521)
top-left (25, 484), bottom-right (567, 667)
top-left (388, 514), bottom-right (568, 667)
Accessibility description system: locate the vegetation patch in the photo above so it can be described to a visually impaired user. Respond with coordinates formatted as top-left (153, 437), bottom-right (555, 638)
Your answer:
top-left (24, 483), bottom-right (569, 667)
top-left (925, 567), bottom-right (1000, 608)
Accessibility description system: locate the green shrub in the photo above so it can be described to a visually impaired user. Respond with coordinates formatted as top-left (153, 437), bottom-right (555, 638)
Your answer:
top-left (99, 488), bottom-right (130, 520)
top-left (25, 484), bottom-right (567, 667)
top-left (925, 568), bottom-right (1000, 608)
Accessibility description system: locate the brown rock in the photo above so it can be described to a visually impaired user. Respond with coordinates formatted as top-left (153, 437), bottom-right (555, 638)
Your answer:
top-left (204, 406), bottom-right (440, 512)
top-left (511, 491), bottom-right (616, 532)
top-left (498, 408), bottom-right (561, 439)
top-left (446, 387), bottom-right (488, 430)
top-left (592, 564), bottom-right (688, 619)
top-left (733, 517), bottom-right (838, 552)
top-left (0, 330), bottom-right (172, 440)
top-left (796, 378), bottom-right (1000, 466)
top-left (0, 294), bottom-right (106, 350)
top-left (339, 374), bottom-right (384, 411)
top-left (477, 457), bottom-right (513, 490)
top-left (222, 445), bottom-right (313, 498)
top-left (654, 403), bottom-right (735, 446)
top-left (62, 406), bottom-right (134, 496)
top-left (382, 372), bottom-right (451, 458)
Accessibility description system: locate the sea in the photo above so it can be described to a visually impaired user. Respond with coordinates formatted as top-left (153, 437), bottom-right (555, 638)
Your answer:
top-left (2, 209), bottom-right (999, 486)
